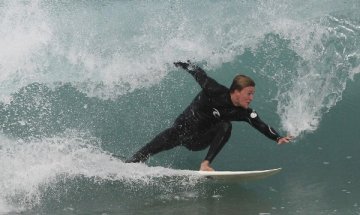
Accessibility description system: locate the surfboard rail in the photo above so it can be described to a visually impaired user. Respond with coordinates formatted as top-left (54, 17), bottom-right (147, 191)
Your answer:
top-left (195, 168), bottom-right (282, 181)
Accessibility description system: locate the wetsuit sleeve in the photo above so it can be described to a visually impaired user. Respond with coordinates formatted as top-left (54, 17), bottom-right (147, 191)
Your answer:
top-left (183, 64), bottom-right (228, 95)
top-left (246, 111), bottom-right (282, 142)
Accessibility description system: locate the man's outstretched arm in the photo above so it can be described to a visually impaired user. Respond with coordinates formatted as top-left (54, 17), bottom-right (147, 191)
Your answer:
top-left (174, 61), bottom-right (227, 94)
top-left (247, 111), bottom-right (292, 144)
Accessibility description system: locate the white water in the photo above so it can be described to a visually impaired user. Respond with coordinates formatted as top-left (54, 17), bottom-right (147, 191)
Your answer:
top-left (271, 15), bottom-right (360, 136)
top-left (0, 131), bottom-right (199, 213)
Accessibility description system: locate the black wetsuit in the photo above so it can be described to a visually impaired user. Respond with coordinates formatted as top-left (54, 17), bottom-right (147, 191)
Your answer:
top-left (126, 65), bottom-right (281, 163)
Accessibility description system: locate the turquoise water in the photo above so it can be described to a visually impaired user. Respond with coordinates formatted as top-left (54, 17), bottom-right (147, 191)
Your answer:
top-left (0, 0), bottom-right (359, 214)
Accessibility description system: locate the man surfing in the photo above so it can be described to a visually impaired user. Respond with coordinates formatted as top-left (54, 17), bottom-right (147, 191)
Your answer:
top-left (126, 61), bottom-right (292, 171)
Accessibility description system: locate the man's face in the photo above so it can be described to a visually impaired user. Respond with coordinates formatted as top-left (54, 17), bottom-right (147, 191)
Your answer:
top-left (231, 86), bottom-right (255, 109)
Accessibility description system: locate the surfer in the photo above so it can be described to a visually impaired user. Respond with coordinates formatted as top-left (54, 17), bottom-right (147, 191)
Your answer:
top-left (126, 61), bottom-right (292, 171)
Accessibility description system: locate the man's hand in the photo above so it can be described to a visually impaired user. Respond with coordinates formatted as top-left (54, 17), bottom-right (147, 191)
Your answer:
top-left (200, 160), bottom-right (215, 171)
top-left (174, 61), bottom-right (190, 70)
top-left (277, 136), bottom-right (293, 145)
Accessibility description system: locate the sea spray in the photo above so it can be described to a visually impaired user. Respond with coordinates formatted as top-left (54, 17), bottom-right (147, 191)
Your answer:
top-left (251, 12), bottom-right (360, 137)
top-left (0, 131), bottom-right (202, 212)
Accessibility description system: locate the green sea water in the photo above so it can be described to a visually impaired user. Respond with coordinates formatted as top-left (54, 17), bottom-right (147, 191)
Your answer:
top-left (0, 1), bottom-right (359, 214)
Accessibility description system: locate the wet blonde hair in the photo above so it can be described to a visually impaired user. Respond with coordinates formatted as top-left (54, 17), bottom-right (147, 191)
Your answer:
top-left (229, 74), bottom-right (255, 92)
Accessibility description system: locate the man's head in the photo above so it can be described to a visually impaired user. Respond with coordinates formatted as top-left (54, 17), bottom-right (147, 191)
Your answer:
top-left (230, 75), bottom-right (255, 109)
top-left (230, 75), bottom-right (255, 92)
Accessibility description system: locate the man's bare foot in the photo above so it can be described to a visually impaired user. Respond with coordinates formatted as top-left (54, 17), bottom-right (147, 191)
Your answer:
top-left (200, 160), bottom-right (215, 171)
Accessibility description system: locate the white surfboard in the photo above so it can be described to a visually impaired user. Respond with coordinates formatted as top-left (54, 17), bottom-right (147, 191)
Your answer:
top-left (194, 168), bottom-right (282, 181)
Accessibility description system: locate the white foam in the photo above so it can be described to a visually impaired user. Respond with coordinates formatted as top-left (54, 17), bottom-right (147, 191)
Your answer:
top-left (255, 12), bottom-right (360, 137)
top-left (0, 1), bottom-right (277, 100)
top-left (0, 1), bottom-right (299, 101)
top-left (0, 1), bottom-right (53, 101)
top-left (278, 18), bottom-right (358, 136)
top-left (0, 131), bottom-right (199, 212)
